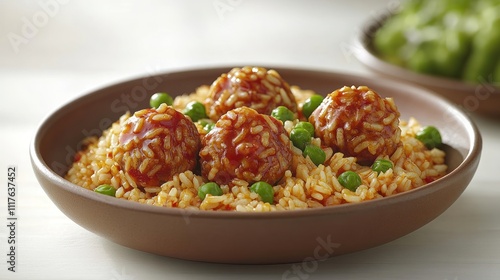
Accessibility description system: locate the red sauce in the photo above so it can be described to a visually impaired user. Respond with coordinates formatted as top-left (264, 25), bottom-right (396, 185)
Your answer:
top-left (116, 107), bottom-right (199, 187)
top-left (200, 107), bottom-right (292, 186)
top-left (119, 110), bottom-right (181, 147)
top-left (205, 67), bottom-right (297, 120)
top-left (424, 176), bottom-right (436, 184)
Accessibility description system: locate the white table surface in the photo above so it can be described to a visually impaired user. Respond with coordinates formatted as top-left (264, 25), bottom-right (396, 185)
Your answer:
top-left (1, 1), bottom-right (499, 279)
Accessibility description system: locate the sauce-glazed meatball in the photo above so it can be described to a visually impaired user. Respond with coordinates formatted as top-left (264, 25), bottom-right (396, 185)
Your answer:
top-left (309, 86), bottom-right (401, 165)
top-left (113, 104), bottom-right (200, 187)
top-left (205, 66), bottom-right (298, 120)
top-left (200, 107), bottom-right (293, 186)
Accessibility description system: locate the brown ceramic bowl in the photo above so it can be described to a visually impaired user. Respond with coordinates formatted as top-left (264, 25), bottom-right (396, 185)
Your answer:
top-left (30, 66), bottom-right (481, 264)
top-left (354, 12), bottom-right (500, 117)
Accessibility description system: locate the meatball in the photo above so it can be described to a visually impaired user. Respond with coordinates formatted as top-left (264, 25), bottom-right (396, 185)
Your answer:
top-left (309, 86), bottom-right (401, 165)
top-left (199, 107), bottom-right (293, 186)
top-left (205, 66), bottom-right (298, 120)
top-left (113, 103), bottom-right (200, 187)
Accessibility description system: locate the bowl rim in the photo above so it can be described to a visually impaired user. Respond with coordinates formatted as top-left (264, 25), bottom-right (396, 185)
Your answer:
top-left (30, 66), bottom-right (483, 220)
top-left (353, 10), bottom-right (500, 93)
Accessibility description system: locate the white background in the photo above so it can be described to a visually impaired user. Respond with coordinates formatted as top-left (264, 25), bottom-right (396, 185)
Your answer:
top-left (0, 0), bottom-right (499, 279)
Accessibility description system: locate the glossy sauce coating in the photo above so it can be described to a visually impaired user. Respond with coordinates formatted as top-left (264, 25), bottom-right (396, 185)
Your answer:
top-left (205, 66), bottom-right (298, 120)
top-left (309, 86), bottom-right (401, 165)
top-left (199, 107), bottom-right (293, 186)
top-left (113, 104), bottom-right (200, 187)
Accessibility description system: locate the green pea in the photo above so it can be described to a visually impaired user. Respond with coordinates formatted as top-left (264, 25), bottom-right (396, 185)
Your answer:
top-left (303, 144), bottom-right (326, 166)
top-left (198, 119), bottom-right (215, 133)
top-left (338, 171), bottom-right (362, 192)
top-left (271, 106), bottom-right (295, 123)
top-left (302, 95), bottom-right (324, 119)
top-left (183, 101), bottom-right (207, 122)
top-left (249, 181), bottom-right (274, 204)
top-left (290, 128), bottom-right (311, 151)
top-left (204, 123), bottom-right (215, 133)
top-left (371, 159), bottom-right (393, 174)
top-left (415, 126), bottom-right (442, 149)
top-left (295, 121), bottom-right (314, 137)
top-left (198, 182), bottom-right (223, 200)
top-left (150, 92), bottom-right (173, 108)
top-left (94, 184), bottom-right (116, 196)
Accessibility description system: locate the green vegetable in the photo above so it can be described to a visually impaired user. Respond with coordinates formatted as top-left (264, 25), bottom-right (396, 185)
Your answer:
top-left (295, 121), bottom-right (315, 137)
top-left (373, 16), bottom-right (407, 65)
top-left (150, 92), bottom-right (173, 108)
top-left (371, 159), bottom-right (394, 174)
top-left (204, 123), bottom-right (215, 133)
top-left (198, 119), bottom-right (215, 133)
top-left (438, 29), bottom-right (471, 78)
top-left (405, 28), bottom-right (471, 78)
top-left (303, 144), bottom-right (326, 166)
top-left (302, 95), bottom-right (324, 119)
top-left (198, 182), bottom-right (223, 200)
top-left (249, 181), bottom-right (274, 204)
top-left (183, 101), bottom-right (207, 122)
top-left (406, 42), bottom-right (438, 76)
top-left (290, 128), bottom-right (311, 151)
top-left (416, 126), bottom-right (442, 149)
top-left (338, 171), bottom-right (362, 192)
top-left (94, 184), bottom-right (116, 196)
top-left (463, 14), bottom-right (500, 83)
top-left (494, 60), bottom-right (500, 83)
top-left (271, 106), bottom-right (295, 123)
top-left (373, 0), bottom-right (500, 84)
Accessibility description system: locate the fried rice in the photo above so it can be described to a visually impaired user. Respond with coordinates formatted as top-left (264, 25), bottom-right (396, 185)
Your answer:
top-left (65, 84), bottom-right (447, 212)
